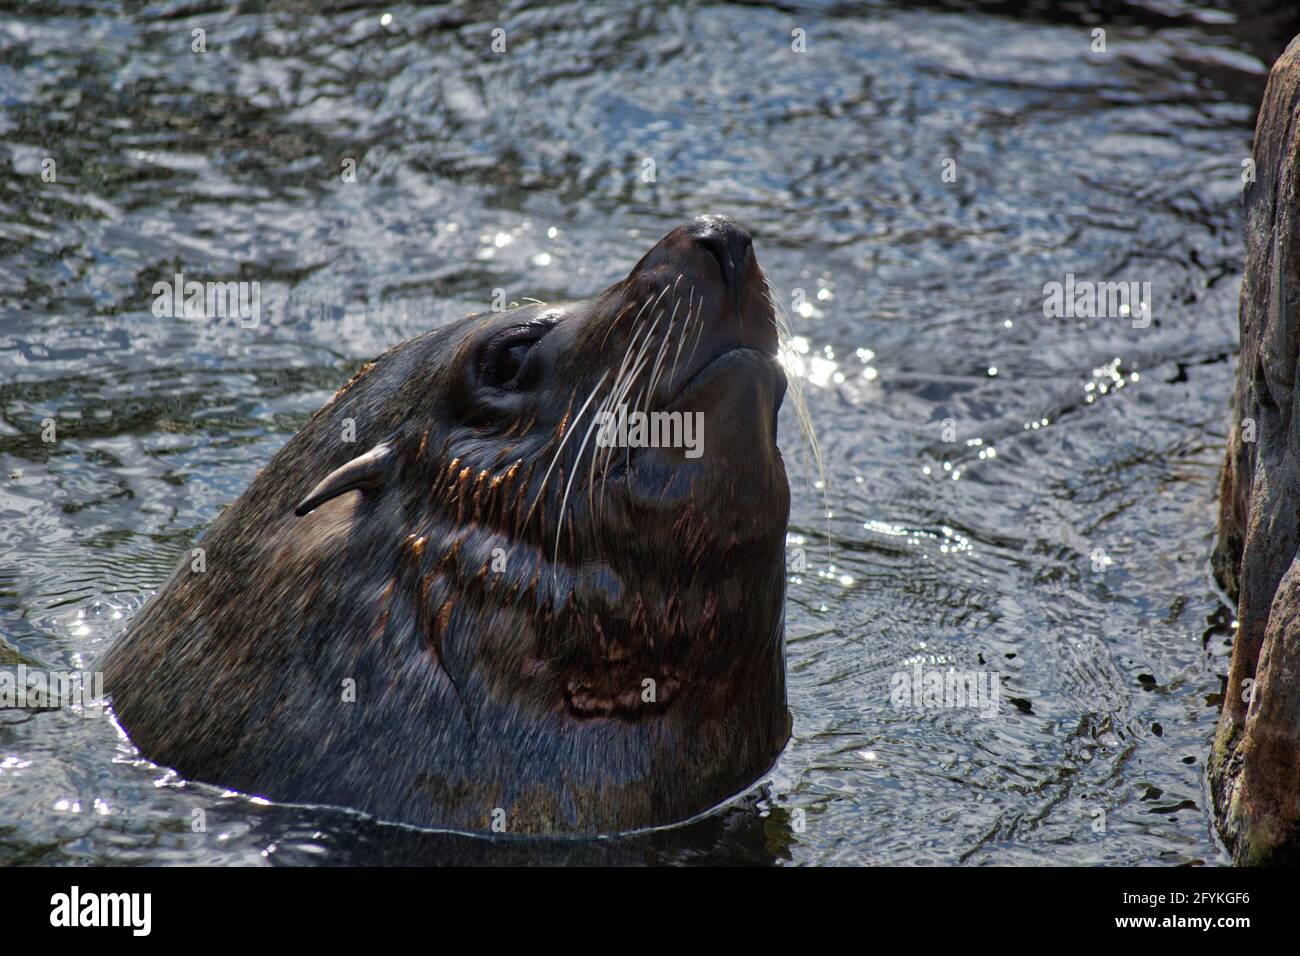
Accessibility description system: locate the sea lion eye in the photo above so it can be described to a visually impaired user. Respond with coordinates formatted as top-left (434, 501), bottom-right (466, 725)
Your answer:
top-left (494, 341), bottom-right (533, 384)
top-left (482, 320), bottom-right (555, 389)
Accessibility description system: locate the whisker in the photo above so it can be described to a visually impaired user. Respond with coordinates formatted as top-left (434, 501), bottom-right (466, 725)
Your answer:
top-left (685, 285), bottom-right (707, 373)
top-left (765, 275), bottom-right (829, 558)
top-left (599, 287), bottom-right (670, 478)
top-left (522, 370), bottom-right (610, 535)
top-left (642, 294), bottom-right (681, 416)
top-left (668, 286), bottom-right (695, 387)
top-left (555, 393), bottom-right (609, 567)
top-left (586, 294), bottom-right (656, 516)
top-left (597, 341), bottom-right (656, 516)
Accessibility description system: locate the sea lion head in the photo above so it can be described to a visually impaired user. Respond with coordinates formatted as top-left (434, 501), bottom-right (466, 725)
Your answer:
top-left (105, 216), bottom-right (793, 835)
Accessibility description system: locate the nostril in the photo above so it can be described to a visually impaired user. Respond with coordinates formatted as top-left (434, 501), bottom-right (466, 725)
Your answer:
top-left (698, 233), bottom-right (734, 287)
top-left (692, 218), bottom-right (753, 291)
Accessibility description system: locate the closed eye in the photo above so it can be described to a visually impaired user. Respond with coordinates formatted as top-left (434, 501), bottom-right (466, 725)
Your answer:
top-left (480, 319), bottom-right (556, 389)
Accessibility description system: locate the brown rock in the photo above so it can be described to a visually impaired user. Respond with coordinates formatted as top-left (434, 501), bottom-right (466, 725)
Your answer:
top-left (1212, 34), bottom-right (1300, 865)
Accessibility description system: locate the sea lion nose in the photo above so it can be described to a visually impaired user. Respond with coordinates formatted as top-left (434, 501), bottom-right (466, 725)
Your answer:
top-left (687, 215), bottom-right (752, 291)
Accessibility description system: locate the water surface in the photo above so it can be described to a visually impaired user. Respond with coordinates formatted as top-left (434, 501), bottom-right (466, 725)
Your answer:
top-left (0, 0), bottom-right (1278, 864)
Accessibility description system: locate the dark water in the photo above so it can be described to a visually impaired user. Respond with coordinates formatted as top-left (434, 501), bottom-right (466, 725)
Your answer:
top-left (0, 0), bottom-right (1282, 865)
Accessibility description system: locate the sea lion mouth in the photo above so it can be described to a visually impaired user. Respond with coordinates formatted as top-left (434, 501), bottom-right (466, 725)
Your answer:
top-left (662, 346), bottom-right (787, 446)
top-left (663, 346), bottom-right (786, 409)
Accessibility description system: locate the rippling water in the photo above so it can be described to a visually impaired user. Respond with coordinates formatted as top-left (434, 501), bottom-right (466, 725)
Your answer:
top-left (1, 0), bottom-right (1288, 865)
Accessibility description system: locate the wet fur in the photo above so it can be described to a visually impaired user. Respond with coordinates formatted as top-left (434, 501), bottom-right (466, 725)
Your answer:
top-left (103, 218), bottom-right (793, 835)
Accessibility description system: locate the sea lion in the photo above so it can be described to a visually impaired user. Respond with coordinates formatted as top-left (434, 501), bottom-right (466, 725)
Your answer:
top-left (103, 215), bottom-right (793, 836)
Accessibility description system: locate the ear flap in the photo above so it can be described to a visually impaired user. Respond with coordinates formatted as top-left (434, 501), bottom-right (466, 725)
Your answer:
top-left (294, 440), bottom-right (396, 516)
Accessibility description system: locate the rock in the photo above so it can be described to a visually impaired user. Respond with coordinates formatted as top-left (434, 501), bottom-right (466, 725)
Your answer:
top-left (1212, 34), bottom-right (1300, 866)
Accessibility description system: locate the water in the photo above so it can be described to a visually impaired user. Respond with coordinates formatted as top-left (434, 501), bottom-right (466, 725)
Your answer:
top-left (0, 0), bottom-right (1280, 865)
